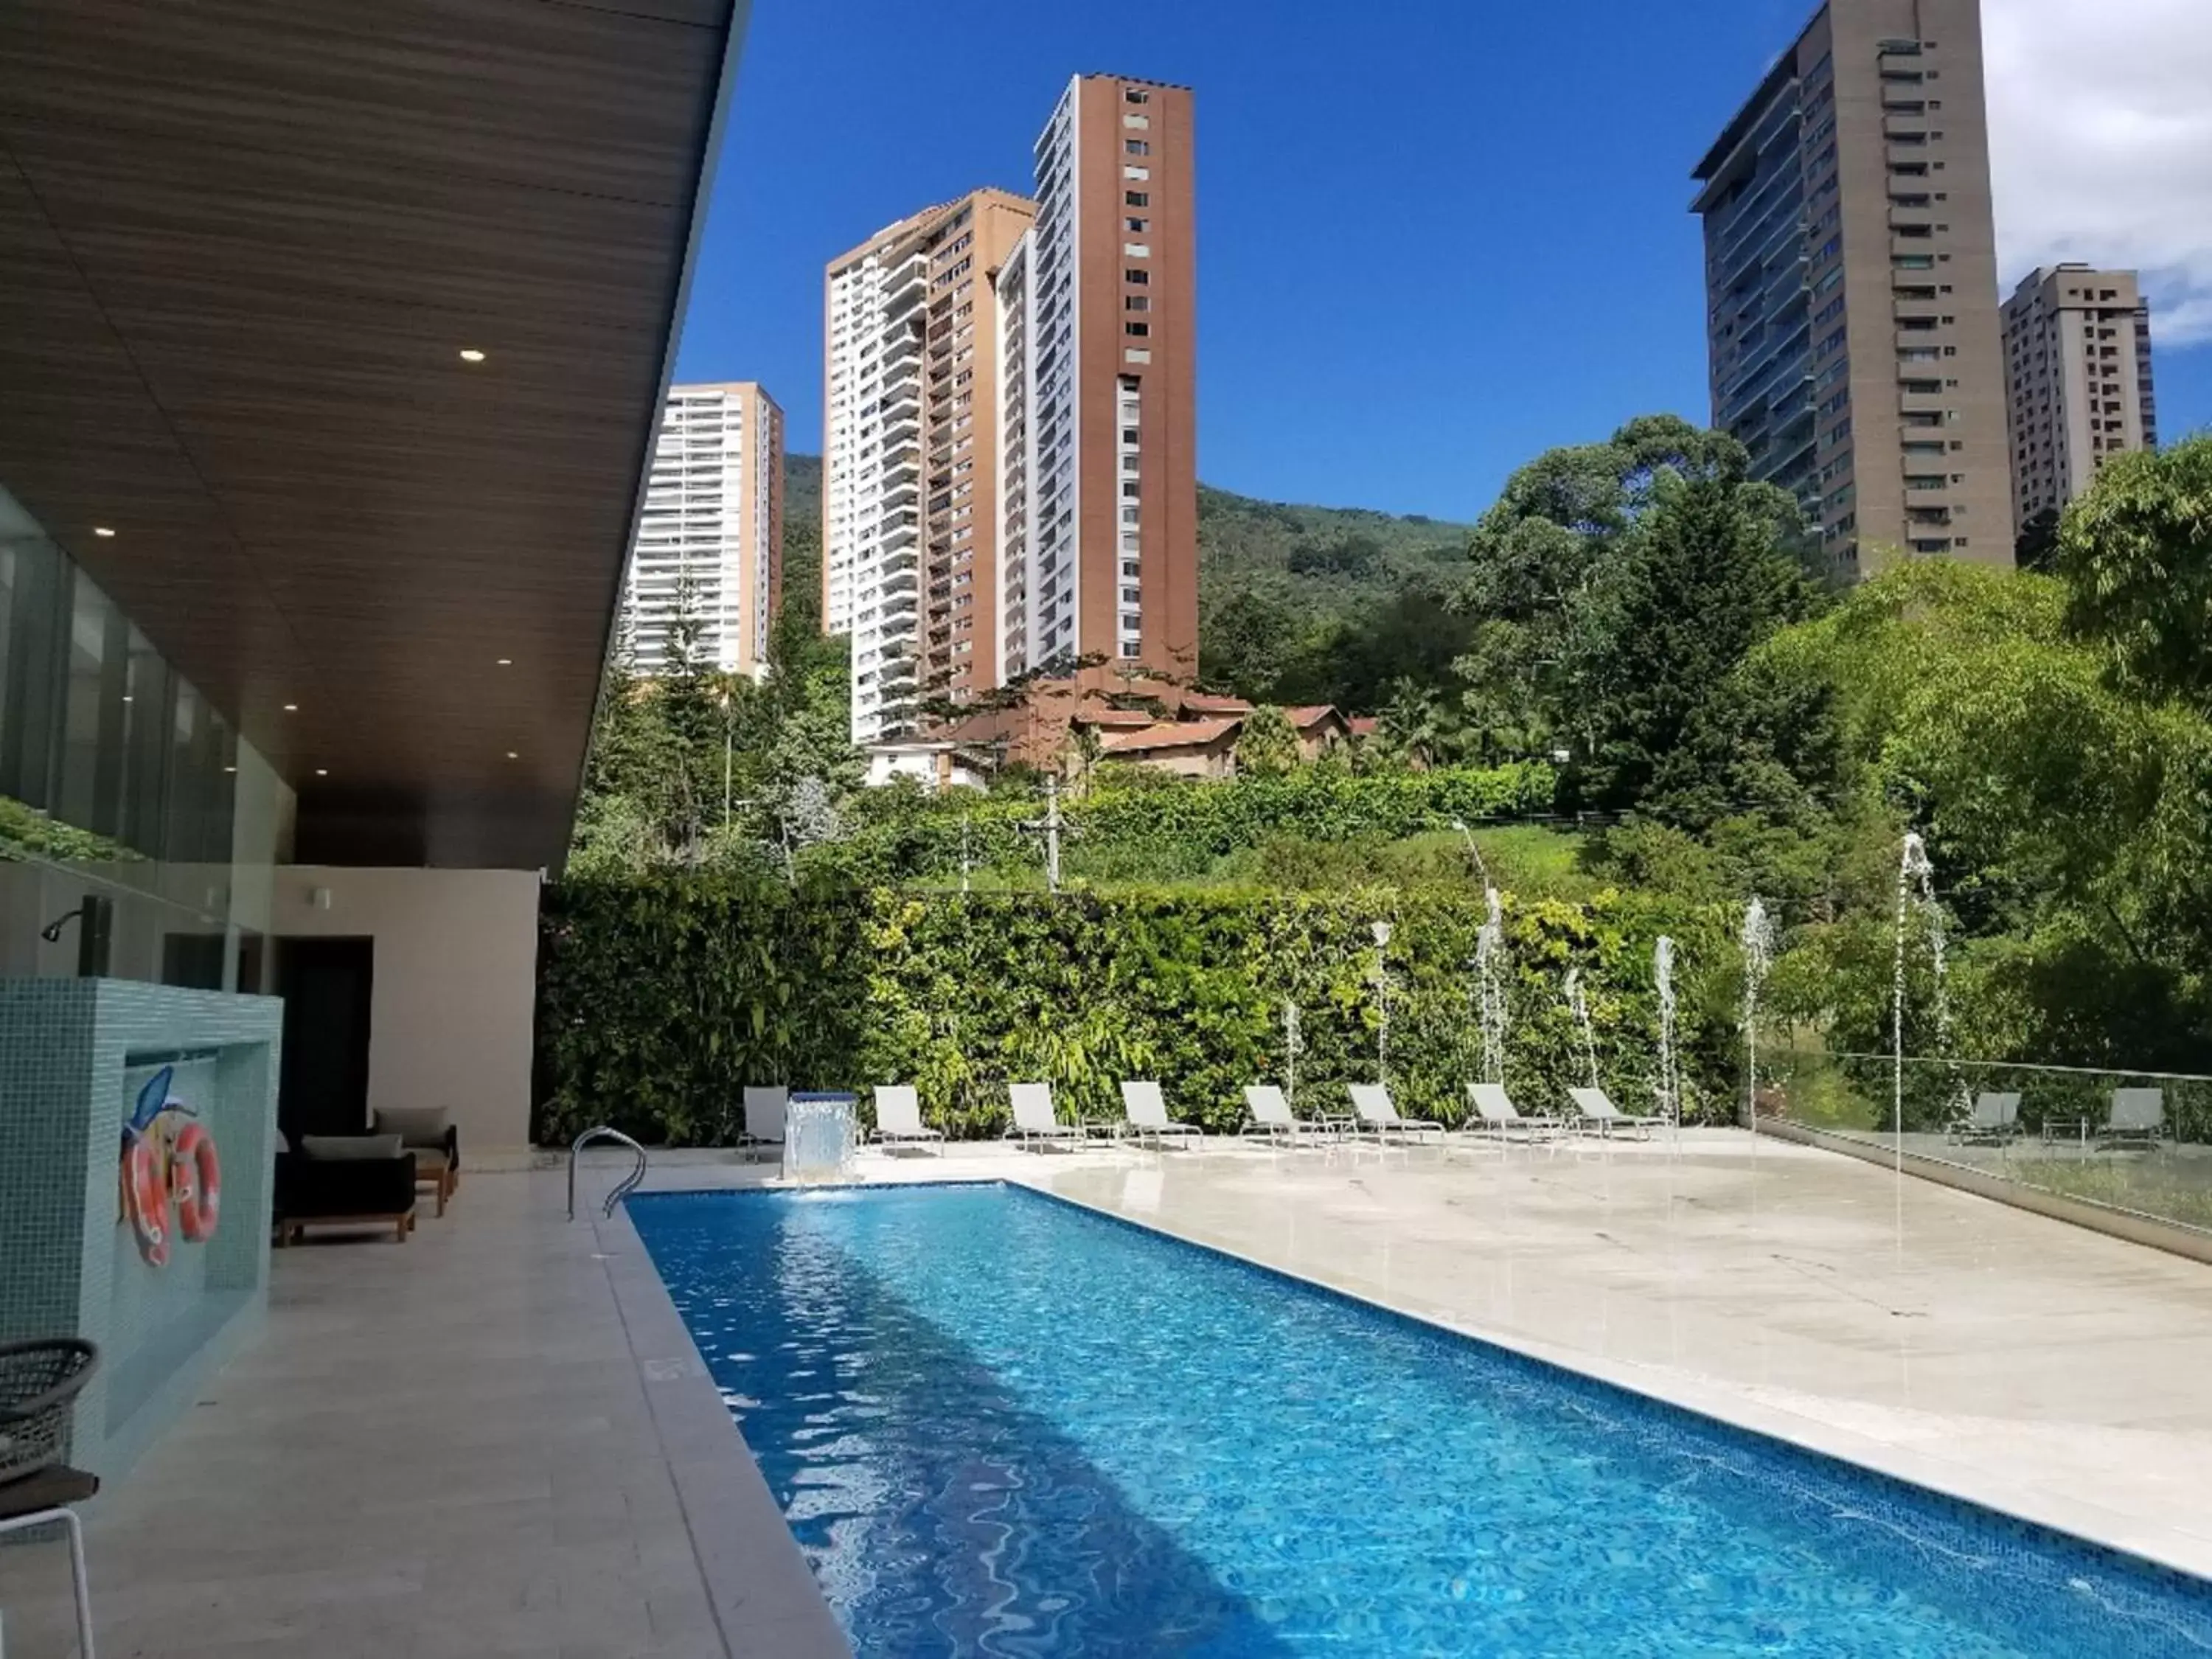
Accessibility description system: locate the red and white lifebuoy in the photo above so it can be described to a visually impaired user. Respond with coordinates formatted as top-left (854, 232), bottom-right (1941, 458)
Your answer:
top-left (122, 1135), bottom-right (170, 1267)
top-left (173, 1121), bottom-right (221, 1243)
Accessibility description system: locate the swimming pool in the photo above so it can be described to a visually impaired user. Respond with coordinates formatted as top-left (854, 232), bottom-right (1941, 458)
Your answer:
top-left (629, 1183), bottom-right (2212, 1657)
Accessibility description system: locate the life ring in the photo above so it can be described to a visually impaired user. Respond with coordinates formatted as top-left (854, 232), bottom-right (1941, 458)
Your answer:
top-left (122, 1135), bottom-right (170, 1267)
top-left (173, 1121), bottom-right (221, 1243)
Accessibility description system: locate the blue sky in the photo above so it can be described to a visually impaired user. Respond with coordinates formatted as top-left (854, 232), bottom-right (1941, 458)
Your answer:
top-left (673, 0), bottom-right (2212, 523)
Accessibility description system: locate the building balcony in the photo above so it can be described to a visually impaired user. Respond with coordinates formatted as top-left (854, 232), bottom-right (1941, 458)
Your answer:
top-left (1899, 392), bottom-right (1950, 419)
top-left (1888, 205), bottom-right (1935, 232)
top-left (1882, 114), bottom-right (1929, 140)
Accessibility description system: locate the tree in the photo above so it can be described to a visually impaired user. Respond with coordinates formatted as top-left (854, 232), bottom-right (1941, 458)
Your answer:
top-left (1197, 582), bottom-right (1309, 700)
top-left (1452, 415), bottom-right (1812, 801)
top-left (1572, 467), bottom-right (1818, 810)
top-left (655, 573), bottom-right (730, 861)
top-left (2057, 435), bottom-right (2212, 714)
top-left (1234, 706), bottom-right (1301, 776)
top-left (2014, 506), bottom-right (2062, 572)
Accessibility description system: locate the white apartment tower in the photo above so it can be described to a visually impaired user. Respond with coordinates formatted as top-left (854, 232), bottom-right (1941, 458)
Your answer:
top-left (2002, 266), bottom-right (2158, 526)
top-left (824, 192), bottom-right (1035, 743)
top-left (621, 381), bottom-right (784, 675)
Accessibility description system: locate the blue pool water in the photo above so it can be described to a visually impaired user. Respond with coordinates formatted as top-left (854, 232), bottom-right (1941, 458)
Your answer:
top-left (629, 1185), bottom-right (2212, 1658)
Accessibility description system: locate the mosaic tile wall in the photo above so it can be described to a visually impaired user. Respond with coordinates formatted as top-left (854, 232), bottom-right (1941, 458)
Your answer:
top-left (0, 978), bottom-right (282, 1481)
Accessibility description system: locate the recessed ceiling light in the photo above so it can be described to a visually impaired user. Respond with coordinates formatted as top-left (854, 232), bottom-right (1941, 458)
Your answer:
top-left (314, 768), bottom-right (329, 777)
top-left (495, 658), bottom-right (512, 667)
top-left (282, 703), bottom-right (299, 712)
top-left (120, 695), bottom-right (133, 703)
top-left (459, 348), bottom-right (487, 364)
top-left (93, 526), bottom-right (116, 538)
top-left (505, 751), bottom-right (519, 760)
top-left (223, 765), bottom-right (237, 774)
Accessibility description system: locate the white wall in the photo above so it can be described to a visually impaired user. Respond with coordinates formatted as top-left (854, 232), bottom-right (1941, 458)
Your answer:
top-left (269, 867), bottom-right (541, 1158)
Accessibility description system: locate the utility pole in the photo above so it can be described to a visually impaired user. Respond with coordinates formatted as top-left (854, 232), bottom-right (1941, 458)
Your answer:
top-left (1018, 776), bottom-right (1073, 894)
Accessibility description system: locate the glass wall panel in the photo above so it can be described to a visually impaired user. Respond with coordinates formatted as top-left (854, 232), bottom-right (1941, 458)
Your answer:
top-left (0, 482), bottom-right (284, 990)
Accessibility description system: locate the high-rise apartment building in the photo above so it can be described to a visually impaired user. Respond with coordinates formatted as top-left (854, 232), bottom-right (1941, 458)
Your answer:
top-left (622, 382), bottom-right (784, 675)
top-left (824, 191), bottom-right (1036, 744)
top-left (2001, 266), bottom-right (2158, 524)
top-left (1693, 0), bottom-right (2014, 574)
top-left (997, 74), bottom-right (1200, 684)
top-left (823, 75), bottom-right (1198, 745)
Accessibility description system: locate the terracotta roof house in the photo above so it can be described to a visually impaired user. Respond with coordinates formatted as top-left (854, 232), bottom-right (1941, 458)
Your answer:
top-left (1282, 704), bottom-right (1352, 759)
top-left (1098, 718), bottom-right (1245, 779)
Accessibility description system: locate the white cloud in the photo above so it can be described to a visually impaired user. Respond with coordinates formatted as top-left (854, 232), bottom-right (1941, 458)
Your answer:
top-left (1986, 0), bottom-right (2212, 342)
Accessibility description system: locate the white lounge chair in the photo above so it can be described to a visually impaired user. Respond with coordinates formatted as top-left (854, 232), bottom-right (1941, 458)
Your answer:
top-left (1120, 1081), bottom-right (1203, 1149)
top-left (2100, 1088), bottom-right (2166, 1150)
top-left (1006, 1082), bottom-right (1085, 1152)
top-left (1566, 1086), bottom-right (1663, 1140)
top-left (1347, 1083), bottom-right (1447, 1143)
top-left (872, 1085), bottom-right (945, 1155)
top-left (1952, 1091), bottom-right (2022, 1146)
top-left (1242, 1085), bottom-right (1304, 1144)
top-left (740, 1085), bottom-right (788, 1161)
top-left (1464, 1082), bottom-right (1560, 1141)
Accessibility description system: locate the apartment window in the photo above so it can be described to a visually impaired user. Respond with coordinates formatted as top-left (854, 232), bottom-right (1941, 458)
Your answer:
top-left (1121, 426), bottom-right (1140, 443)
top-left (1125, 296), bottom-right (1150, 312)
top-left (1125, 139), bottom-right (1150, 156)
top-left (1125, 321), bottom-right (1150, 337)
top-left (1124, 165), bottom-right (1150, 181)
top-left (1121, 507), bottom-right (1140, 524)
top-left (1124, 244), bottom-right (1150, 258)
top-left (1126, 191), bottom-right (1150, 208)
top-left (1124, 349), bottom-right (1152, 364)
top-left (1124, 87), bottom-right (1150, 105)
top-left (1124, 114), bottom-right (1150, 130)
top-left (1127, 269), bottom-right (1150, 285)
top-left (1122, 483), bottom-right (1141, 499)
top-left (1126, 217), bottom-right (1149, 233)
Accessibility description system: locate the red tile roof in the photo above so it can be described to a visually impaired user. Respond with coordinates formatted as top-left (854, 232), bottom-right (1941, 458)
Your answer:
top-left (1180, 693), bottom-right (1253, 715)
top-left (1099, 718), bottom-right (1244, 754)
top-left (1349, 716), bottom-right (1380, 737)
top-left (1284, 704), bottom-right (1342, 730)
top-left (1073, 703), bottom-right (1156, 728)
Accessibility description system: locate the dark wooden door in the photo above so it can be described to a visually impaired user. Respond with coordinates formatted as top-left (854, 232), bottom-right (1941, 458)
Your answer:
top-left (273, 936), bottom-right (375, 1143)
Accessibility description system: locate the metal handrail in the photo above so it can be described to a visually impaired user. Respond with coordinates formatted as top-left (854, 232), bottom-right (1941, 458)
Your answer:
top-left (568, 1126), bottom-right (648, 1221)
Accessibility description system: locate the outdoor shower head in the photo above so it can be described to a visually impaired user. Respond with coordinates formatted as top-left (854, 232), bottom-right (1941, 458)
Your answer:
top-left (40, 907), bottom-right (84, 943)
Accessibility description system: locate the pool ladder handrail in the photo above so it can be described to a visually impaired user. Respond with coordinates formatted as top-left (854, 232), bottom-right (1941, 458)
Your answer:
top-left (568, 1126), bottom-right (647, 1220)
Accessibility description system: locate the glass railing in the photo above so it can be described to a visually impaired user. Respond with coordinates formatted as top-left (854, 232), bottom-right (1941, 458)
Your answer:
top-left (1759, 1048), bottom-right (2212, 1236)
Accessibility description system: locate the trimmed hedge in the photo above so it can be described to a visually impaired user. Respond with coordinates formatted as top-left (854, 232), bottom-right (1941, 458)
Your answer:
top-left (830, 762), bottom-right (1557, 884)
top-left (535, 875), bottom-right (1739, 1145)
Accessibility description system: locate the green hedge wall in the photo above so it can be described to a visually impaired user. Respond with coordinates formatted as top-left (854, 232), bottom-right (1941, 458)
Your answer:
top-left (832, 762), bottom-right (1557, 883)
top-left (536, 876), bottom-right (1739, 1145)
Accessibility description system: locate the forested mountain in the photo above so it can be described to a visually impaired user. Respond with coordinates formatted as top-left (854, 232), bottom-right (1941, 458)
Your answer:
top-left (779, 453), bottom-right (1470, 711)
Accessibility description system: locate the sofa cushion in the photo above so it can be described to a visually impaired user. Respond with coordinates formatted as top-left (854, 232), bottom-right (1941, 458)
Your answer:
top-left (372, 1107), bottom-right (450, 1148)
top-left (301, 1133), bottom-right (405, 1161)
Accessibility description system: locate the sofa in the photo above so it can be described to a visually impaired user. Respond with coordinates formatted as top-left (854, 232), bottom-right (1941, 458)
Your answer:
top-left (274, 1136), bottom-right (417, 1244)
top-left (372, 1108), bottom-right (460, 1216)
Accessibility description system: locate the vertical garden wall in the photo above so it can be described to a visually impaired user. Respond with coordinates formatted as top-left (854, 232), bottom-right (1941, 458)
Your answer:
top-left (535, 877), bottom-right (1736, 1144)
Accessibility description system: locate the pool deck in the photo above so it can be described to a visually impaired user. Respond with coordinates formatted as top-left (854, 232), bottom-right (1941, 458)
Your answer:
top-left (5, 1128), bottom-right (2211, 1655)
